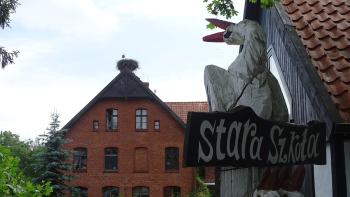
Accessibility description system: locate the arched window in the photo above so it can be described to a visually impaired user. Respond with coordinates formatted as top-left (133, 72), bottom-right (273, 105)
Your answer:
top-left (164, 186), bottom-right (181, 197)
top-left (72, 187), bottom-right (88, 197)
top-left (135, 109), bottom-right (148, 130)
top-left (165, 147), bottom-right (179, 171)
top-left (106, 108), bottom-right (118, 131)
top-left (103, 186), bottom-right (119, 197)
top-left (105, 148), bottom-right (118, 171)
top-left (73, 148), bottom-right (87, 170)
top-left (132, 186), bottom-right (149, 197)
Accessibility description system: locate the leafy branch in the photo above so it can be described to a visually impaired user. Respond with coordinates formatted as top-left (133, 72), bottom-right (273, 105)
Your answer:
top-left (203, 0), bottom-right (279, 19)
top-left (0, 0), bottom-right (20, 69)
top-left (0, 0), bottom-right (19, 29)
top-left (0, 47), bottom-right (19, 68)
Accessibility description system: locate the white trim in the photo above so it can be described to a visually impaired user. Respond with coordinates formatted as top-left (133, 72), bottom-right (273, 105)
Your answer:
top-left (267, 46), bottom-right (293, 119)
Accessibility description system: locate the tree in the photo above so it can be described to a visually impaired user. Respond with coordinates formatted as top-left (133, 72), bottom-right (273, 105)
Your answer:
top-left (203, 0), bottom-right (278, 20)
top-left (0, 0), bottom-right (20, 68)
top-left (34, 112), bottom-right (72, 196)
top-left (0, 145), bottom-right (52, 197)
top-left (0, 131), bottom-right (40, 178)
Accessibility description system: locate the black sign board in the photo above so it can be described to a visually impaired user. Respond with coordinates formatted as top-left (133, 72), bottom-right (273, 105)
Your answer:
top-left (183, 106), bottom-right (326, 167)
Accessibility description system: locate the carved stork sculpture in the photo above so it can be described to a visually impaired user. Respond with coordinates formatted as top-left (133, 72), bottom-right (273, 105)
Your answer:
top-left (203, 19), bottom-right (305, 197)
top-left (203, 19), bottom-right (288, 121)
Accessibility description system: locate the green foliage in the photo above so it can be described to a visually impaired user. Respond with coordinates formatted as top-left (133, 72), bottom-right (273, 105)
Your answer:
top-left (249, 0), bottom-right (278, 8)
top-left (203, 0), bottom-right (237, 19)
top-left (203, 0), bottom-right (279, 19)
top-left (0, 145), bottom-right (52, 197)
top-left (188, 169), bottom-right (211, 197)
top-left (206, 23), bottom-right (216, 30)
top-left (34, 112), bottom-right (72, 196)
top-left (0, 0), bottom-right (20, 68)
top-left (0, 131), bottom-right (42, 178)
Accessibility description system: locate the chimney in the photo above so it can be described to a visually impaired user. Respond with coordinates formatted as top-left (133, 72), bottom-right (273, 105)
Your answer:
top-left (143, 82), bottom-right (149, 88)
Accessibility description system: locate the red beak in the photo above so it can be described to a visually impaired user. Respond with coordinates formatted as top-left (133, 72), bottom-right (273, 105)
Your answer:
top-left (203, 18), bottom-right (235, 42)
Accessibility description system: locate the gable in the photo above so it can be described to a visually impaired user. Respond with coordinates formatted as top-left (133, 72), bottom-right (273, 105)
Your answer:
top-left (63, 70), bottom-right (185, 130)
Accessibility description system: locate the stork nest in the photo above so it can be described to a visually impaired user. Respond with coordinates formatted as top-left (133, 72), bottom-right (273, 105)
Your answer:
top-left (117, 58), bottom-right (139, 71)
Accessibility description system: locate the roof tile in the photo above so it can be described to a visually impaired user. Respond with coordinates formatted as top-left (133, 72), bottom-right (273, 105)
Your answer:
top-left (282, 0), bottom-right (350, 121)
top-left (311, 2), bottom-right (324, 13)
top-left (313, 28), bottom-right (328, 39)
top-left (338, 68), bottom-right (350, 83)
top-left (303, 37), bottom-right (321, 49)
top-left (318, 66), bottom-right (340, 83)
top-left (314, 55), bottom-right (333, 71)
top-left (324, 3), bottom-right (337, 14)
top-left (298, 27), bottom-right (315, 39)
top-left (337, 22), bottom-right (350, 31)
top-left (284, 3), bottom-right (299, 14)
top-left (332, 0), bottom-right (345, 7)
top-left (325, 79), bottom-right (347, 96)
top-left (333, 90), bottom-right (350, 109)
top-left (166, 102), bottom-right (208, 122)
top-left (334, 37), bottom-right (348, 50)
top-left (317, 11), bottom-right (330, 22)
top-left (336, 4), bottom-right (350, 15)
top-left (333, 57), bottom-right (350, 71)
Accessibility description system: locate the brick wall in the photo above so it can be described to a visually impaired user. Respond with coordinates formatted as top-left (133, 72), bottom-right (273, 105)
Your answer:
top-left (64, 98), bottom-right (195, 196)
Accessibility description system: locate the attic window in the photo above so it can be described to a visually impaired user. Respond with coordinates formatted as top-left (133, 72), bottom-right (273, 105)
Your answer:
top-left (136, 109), bottom-right (147, 130)
top-left (92, 120), bottom-right (99, 131)
top-left (154, 120), bottom-right (160, 130)
top-left (106, 108), bottom-right (118, 131)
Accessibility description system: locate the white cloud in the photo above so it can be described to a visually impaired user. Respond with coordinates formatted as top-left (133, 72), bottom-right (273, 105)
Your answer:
top-left (0, 0), bottom-right (246, 141)
top-left (115, 0), bottom-right (206, 19)
top-left (13, 0), bottom-right (119, 40)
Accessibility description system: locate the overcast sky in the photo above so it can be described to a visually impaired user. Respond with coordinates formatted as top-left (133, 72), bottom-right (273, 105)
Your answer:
top-left (0, 0), bottom-right (244, 140)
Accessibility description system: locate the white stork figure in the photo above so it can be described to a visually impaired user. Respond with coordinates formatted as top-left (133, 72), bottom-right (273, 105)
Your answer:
top-left (203, 19), bottom-right (288, 121)
top-left (202, 19), bottom-right (304, 197)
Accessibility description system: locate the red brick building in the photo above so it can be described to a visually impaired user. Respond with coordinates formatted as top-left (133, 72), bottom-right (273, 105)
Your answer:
top-left (62, 59), bottom-right (212, 197)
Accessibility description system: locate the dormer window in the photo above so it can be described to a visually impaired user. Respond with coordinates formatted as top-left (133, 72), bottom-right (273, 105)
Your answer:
top-left (135, 109), bottom-right (147, 130)
top-left (106, 108), bottom-right (118, 131)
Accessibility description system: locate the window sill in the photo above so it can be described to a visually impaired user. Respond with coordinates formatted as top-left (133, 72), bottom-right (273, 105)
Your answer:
top-left (105, 130), bottom-right (118, 132)
top-left (135, 129), bottom-right (148, 132)
top-left (103, 170), bottom-right (118, 173)
top-left (165, 169), bottom-right (179, 173)
top-left (73, 169), bottom-right (87, 173)
top-left (134, 170), bottom-right (149, 173)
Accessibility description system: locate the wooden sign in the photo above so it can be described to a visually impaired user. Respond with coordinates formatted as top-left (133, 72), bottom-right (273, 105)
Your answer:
top-left (183, 106), bottom-right (326, 167)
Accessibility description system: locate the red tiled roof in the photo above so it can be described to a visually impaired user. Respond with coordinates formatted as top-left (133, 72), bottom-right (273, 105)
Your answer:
top-left (166, 102), bottom-right (209, 122)
top-left (281, 0), bottom-right (350, 121)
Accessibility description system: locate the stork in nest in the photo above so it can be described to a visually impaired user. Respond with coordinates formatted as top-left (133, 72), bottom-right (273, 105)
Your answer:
top-left (203, 19), bottom-right (288, 122)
